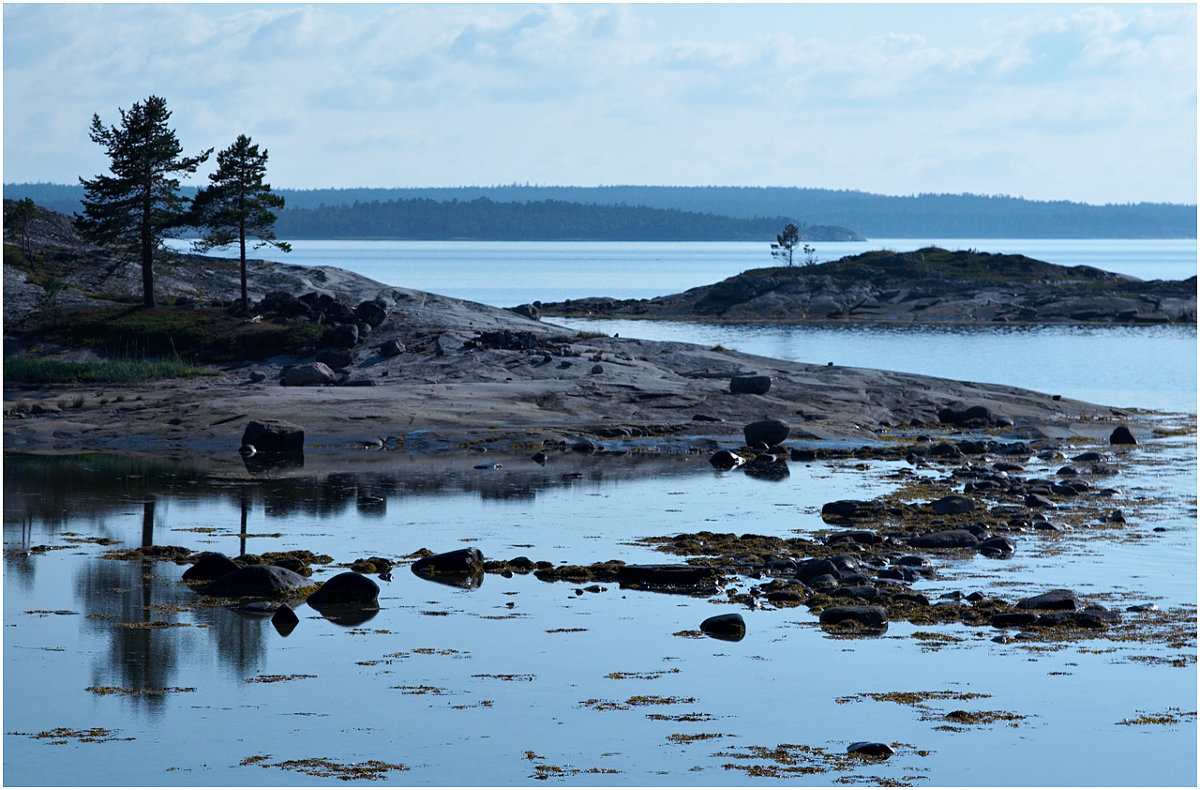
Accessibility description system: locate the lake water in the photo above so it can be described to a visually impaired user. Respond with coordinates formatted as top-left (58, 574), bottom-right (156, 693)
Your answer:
top-left (6, 239), bottom-right (1197, 785)
top-left (170, 237), bottom-right (1197, 309)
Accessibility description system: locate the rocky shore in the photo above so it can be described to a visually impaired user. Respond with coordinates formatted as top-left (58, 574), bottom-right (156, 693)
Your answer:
top-left (537, 247), bottom-right (1197, 325)
top-left (2, 203), bottom-right (1156, 461)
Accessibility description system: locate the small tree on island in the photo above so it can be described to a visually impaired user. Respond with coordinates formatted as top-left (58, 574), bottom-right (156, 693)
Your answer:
top-left (770, 222), bottom-right (800, 267)
top-left (77, 95), bottom-right (212, 309)
top-left (189, 134), bottom-right (291, 312)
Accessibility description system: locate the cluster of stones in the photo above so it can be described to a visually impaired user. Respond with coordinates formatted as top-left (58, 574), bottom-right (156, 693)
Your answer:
top-left (254, 290), bottom-right (397, 387)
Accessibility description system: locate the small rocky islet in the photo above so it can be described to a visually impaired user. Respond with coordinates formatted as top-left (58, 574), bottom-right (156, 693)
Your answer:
top-left (537, 246), bottom-right (1197, 325)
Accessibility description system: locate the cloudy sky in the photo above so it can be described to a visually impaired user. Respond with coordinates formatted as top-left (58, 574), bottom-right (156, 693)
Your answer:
top-left (3, 3), bottom-right (1195, 204)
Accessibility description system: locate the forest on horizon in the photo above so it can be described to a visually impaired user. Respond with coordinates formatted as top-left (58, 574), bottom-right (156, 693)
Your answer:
top-left (6, 182), bottom-right (1194, 239)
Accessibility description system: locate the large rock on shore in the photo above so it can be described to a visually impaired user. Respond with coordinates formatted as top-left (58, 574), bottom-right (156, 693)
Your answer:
top-left (242, 419), bottom-right (305, 452)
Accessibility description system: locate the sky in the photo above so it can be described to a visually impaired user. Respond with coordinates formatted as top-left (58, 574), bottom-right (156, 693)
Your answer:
top-left (2, 2), bottom-right (1196, 204)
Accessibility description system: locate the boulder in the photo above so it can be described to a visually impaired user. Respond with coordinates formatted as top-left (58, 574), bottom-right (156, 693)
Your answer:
top-left (271, 605), bottom-right (300, 637)
top-left (618, 564), bottom-right (715, 588)
top-left (930, 495), bottom-right (977, 515)
top-left (182, 552), bottom-right (241, 582)
top-left (938, 404), bottom-right (993, 425)
top-left (907, 530), bottom-right (979, 549)
top-left (306, 572), bottom-right (380, 608)
top-left (743, 419), bottom-right (790, 447)
top-left (320, 323), bottom-right (359, 349)
top-left (280, 362), bottom-right (337, 387)
top-left (699, 613), bottom-right (746, 642)
top-left (977, 536), bottom-right (1016, 558)
top-left (991, 612), bottom-right (1040, 628)
top-left (354, 299), bottom-right (389, 327)
top-left (847, 742), bottom-right (896, 759)
top-left (709, 449), bottom-right (747, 470)
top-left (241, 419), bottom-right (305, 452)
top-left (1017, 589), bottom-right (1079, 611)
top-left (377, 339), bottom-right (406, 357)
top-left (1109, 426), bottom-right (1137, 445)
top-left (200, 565), bottom-right (312, 598)
top-left (819, 605), bottom-right (888, 631)
top-left (510, 303), bottom-right (541, 321)
top-left (796, 558), bottom-right (840, 584)
top-left (411, 548), bottom-right (484, 579)
top-left (315, 348), bottom-right (354, 369)
top-left (729, 375), bottom-right (771, 395)
top-left (259, 291), bottom-right (312, 318)
top-left (820, 500), bottom-right (881, 520)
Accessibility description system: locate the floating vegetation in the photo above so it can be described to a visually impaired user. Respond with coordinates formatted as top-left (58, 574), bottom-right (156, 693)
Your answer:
top-left (628, 695), bottom-right (696, 706)
top-left (836, 691), bottom-right (990, 706)
top-left (1117, 708), bottom-right (1196, 726)
top-left (240, 754), bottom-right (409, 781)
top-left (24, 610), bottom-right (77, 616)
top-left (646, 712), bottom-right (718, 722)
top-left (392, 685), bottom-right (446, 695)
top-left (939, 709), bottom-right (1026, 726)
top-left (245, 674), bottom-right (317, 684)
top-left (472, 673), bottom-right (535, 682)
top-left (86, 685), bottom-right (195, 696)
top-left (117, 620), bottom-right (191, 630)
top-left (581, 698), bottom-right (630, 711)
top-left (667, 732), bottom-right (727, 744)
top-left (13, 727), bottom-right (132, 744)
top-left (450, 700), bottom-right (494, 710)
top-left (100, 545), bottom-right (194, 562)
top-left (412, 647), bottom-right (469, 657)
top-left (546, 627), bottom-right (588, 633)
top-left (605, 668), bottom-right (681, 680)
top-left (716, 743), bottom-right (867, 777)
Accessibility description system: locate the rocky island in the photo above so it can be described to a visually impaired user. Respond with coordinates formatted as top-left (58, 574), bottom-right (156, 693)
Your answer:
top-left (3, 202), bottom-right (1143, 459)
top-left (537, 247), bottom-right (1197, 325)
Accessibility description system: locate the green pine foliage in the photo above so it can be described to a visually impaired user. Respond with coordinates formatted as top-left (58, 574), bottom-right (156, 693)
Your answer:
top-left (189, 135), bottom-right (290, 310)
top-left (76, 96), bottom-right (211, 309)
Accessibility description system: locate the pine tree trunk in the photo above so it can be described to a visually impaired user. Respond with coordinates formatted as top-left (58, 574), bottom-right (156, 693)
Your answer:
top-left (141, 200), bottom-right (155, 309)
top-left (239, 220), bottom-right (248, 313)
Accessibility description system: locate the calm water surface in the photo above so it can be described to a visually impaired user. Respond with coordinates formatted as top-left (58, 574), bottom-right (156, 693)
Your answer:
top-left (171, 238), bottom-right (1196, 308)
top-left (3, 437), bottom-right (1196, 786)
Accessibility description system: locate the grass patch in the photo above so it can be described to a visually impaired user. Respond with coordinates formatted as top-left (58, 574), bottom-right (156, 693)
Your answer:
top-left (4, 356), bottom-right (218, 384)
top-left (46, 305), bottom-right (326, 362)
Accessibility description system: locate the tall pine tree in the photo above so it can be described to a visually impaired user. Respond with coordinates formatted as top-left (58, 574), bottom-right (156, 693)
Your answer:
top-left (189, 135), bottom-right (291, 312)
top-left (77, 96), bottom-right (211, 309)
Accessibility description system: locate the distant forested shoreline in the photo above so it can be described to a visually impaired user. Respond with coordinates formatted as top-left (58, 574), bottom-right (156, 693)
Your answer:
top-left (6, 182), bottom-right (1194, 239)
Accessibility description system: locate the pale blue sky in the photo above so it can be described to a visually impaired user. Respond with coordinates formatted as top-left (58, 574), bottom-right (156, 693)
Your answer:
top-left (3, 3), bottom-right (1196, 203)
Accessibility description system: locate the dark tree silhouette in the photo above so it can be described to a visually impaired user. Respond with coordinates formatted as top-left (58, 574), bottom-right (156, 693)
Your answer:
top-left (771, 222), bottom-right (800, 267)
top-left (189, 134), bottom-right (291, 311)
top-left (76, 96), bottom-right (211, 309)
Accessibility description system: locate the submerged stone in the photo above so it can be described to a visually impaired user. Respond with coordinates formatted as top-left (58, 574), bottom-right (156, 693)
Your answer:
top-left (700, 613), bottom-right (746, 642)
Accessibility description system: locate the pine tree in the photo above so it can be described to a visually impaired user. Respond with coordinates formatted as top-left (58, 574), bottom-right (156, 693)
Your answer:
top-left (77, 96), bottom-right (211, 309)
top-left (190, 135), bottom-right (291, 312)
top-left (770, 222), bottom-right (800, 267)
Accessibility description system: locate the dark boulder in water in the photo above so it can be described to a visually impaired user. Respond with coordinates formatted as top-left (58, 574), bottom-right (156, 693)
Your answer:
top-left (847, 742), bottom-right (896, 758)
top-left (977, 535), bottom-right (1016, 558)
top-left (307, 571), bottom-right (380, 608)
top-left (1109, 425), bottom-right (1137, 445)
top-left (930, 495), bottom-right (977, 515)
top-left (700, 613), bottom-right (746, 642)
top-left (182, 552), bottom-right (240, 582)
top-left (709, 449), bottom-right (746, 470)
top-left (907, 529), bottom-right (979, 549)
top-left (200, 565), bottom-right (311, 598)
top-left (1017, 588), bottom-right (1079, 611)
top-left (411, 548), bottom-right (485, 588)
top-left (272, 604), bottom-right (300, 637)
top-left (819, 605), bottom-right (888, 631)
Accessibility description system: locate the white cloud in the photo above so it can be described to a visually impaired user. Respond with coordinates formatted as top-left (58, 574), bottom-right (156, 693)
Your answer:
top-left (2, 3), bottom-right (1194, 203)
